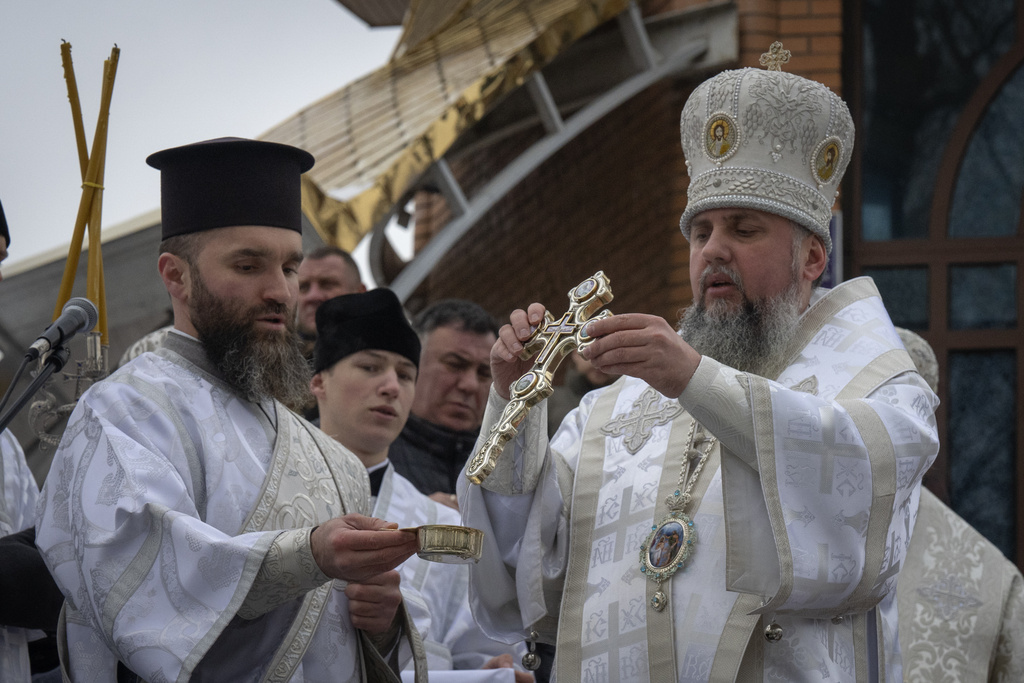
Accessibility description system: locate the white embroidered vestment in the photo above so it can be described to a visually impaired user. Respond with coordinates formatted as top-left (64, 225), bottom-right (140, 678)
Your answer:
top-left (36, 334), bottom-right (422, 682)
top-left (459, 278), bottom-right (941, 683)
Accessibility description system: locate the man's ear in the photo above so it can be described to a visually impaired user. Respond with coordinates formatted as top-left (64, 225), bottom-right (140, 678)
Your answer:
top-left (310, 372), bottom-right (325, 401)
top-left (158, 253), bottom-right (190, 304)
top-left (802, 234), bottom-right (828, 283)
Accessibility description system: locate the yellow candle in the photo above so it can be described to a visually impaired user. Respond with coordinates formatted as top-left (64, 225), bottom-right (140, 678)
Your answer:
top-left (60, 41), bottom-right (89, 178)
top-left (53, 42), bottom-right (89, 318)
top-left (53, 43), bottom-right (119, 343)
top-left (86, 47), bottom-right (119, 343)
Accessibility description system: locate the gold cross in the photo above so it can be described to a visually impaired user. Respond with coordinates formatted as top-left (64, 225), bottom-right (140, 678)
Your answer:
top-left (465, 272), bottom-right (614, 484)
top-left (759, 41), bottom-right (791, 71)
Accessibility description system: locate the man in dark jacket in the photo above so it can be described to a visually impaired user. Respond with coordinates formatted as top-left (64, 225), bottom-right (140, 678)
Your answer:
top-left (388, 299), bottom-right (497, 509)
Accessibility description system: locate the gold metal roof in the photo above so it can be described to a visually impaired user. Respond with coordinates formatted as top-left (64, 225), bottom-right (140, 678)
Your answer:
top-left (262, 0), bottom-right (630, 250)
top-left (393, 0), bottom-right (471, 57)
top-left (334, 0), bottom-right (409, 27)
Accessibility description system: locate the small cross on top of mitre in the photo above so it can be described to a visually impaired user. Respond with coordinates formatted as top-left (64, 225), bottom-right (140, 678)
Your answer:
top-left (759, 41), bottom-right (791, 71)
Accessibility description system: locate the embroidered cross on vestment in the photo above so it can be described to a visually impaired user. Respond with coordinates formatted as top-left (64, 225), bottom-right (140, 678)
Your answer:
top-left (601, 386), bottom-right (683, 454)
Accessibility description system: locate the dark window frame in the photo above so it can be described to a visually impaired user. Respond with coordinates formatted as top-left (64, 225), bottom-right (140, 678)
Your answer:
top-left (845, 0), bottom-right (1024, 567)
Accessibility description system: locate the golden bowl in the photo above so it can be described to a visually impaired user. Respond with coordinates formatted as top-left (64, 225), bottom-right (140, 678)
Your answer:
top-left (400, 524), bottom-right (483, 564)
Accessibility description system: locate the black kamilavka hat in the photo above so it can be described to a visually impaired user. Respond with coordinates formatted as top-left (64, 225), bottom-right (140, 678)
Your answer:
top-left (147, 137), bottom-right (314, 240)
top-left (314, 289), bottom-right (421, 374)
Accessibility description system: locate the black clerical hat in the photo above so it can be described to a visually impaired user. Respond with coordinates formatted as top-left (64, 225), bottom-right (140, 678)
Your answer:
top-left (0, 197), bottom-right (9, 247)
top-left (146, 137), bottom-right (314, 240)
top-left (314, 289), bottom-right (421, 374)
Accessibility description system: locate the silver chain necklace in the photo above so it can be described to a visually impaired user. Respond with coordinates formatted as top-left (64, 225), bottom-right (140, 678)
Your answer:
top-left (639, 419), bottom-right (716, 611)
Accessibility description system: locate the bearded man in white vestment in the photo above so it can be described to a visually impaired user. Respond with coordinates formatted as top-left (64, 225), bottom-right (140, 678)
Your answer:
top-left (457, 57), bottom-right (941, 682)
top-left (311, 290), bottom-right (534, 681)
top-left (35, 138), bottom-right (424, 682)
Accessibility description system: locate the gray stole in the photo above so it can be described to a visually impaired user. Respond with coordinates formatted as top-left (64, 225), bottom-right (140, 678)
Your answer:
top-left (249, 408), bottom-right (426, 683)
top-left (245, 406), bottom-right (363, 681)
top-left (555, 384), bottom-right (708, 682)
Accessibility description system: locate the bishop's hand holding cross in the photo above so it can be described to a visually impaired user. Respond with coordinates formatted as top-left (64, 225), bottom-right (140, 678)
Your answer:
top-left (466, 271), bottom-right (613, 484)
top-left (407, 274), bottom-right (612, 564)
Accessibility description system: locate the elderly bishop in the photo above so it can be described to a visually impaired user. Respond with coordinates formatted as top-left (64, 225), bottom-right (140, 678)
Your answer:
top-left (459, 53), bottom-right (939, 682)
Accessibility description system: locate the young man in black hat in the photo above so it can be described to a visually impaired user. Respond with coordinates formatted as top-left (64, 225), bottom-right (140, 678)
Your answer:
top-left (311, 290), bottom-right (532, 681)
top-left (35, 138), bottom-right (424, 682)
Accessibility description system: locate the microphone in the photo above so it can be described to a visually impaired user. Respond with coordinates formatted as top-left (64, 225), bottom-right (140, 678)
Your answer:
top-left (27, 297), bottom-right (100, 360)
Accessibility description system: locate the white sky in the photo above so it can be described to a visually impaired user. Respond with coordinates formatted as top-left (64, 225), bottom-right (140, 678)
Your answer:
top-left (0, 0), bottom-right (400, 269)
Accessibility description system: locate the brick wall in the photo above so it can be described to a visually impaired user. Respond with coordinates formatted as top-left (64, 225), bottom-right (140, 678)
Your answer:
top-left (409, 80), bottom-right (689, 326)
top-left (646, 0), bottom-right (843, 89)
top-left (408, 0), bottom-right (844, 328)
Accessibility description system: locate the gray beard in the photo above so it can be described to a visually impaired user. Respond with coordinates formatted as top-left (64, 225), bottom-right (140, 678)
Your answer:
top-left (678, 268), bottom-right (802, 378)
top-left (190, 274), bottom-right (313, 411)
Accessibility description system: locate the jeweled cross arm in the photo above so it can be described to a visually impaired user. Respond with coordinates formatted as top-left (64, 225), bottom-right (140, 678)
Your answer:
top-left (465, 271), bottom-right (613, 485)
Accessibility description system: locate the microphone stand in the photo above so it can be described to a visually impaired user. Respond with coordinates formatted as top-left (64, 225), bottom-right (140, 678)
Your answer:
top-left (0, 345), bottom-right (73, 433)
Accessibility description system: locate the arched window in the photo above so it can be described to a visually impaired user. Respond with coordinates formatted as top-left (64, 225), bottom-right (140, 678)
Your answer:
top-left (850, 0), bottom-right (1024, 565)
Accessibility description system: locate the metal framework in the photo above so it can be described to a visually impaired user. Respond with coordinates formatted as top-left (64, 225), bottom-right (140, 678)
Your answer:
top-left (367, 1), bottom-right (737, 298)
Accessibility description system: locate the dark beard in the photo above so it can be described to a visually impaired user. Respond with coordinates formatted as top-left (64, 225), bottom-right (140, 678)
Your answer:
top-left (678, 265), bottom-right (801, 377)
top-left (189, 274), bottom-right (312, 411)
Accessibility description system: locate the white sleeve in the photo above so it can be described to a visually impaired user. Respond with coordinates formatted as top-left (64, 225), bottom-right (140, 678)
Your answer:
top-left (680, 356), bottom-right (940, 616)
top-left (36, 383), bottom-right (281, 681)
top-left (0, 429), bottom-right (38, 534)
top-left (457, 386), bottom-right (587, 644)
